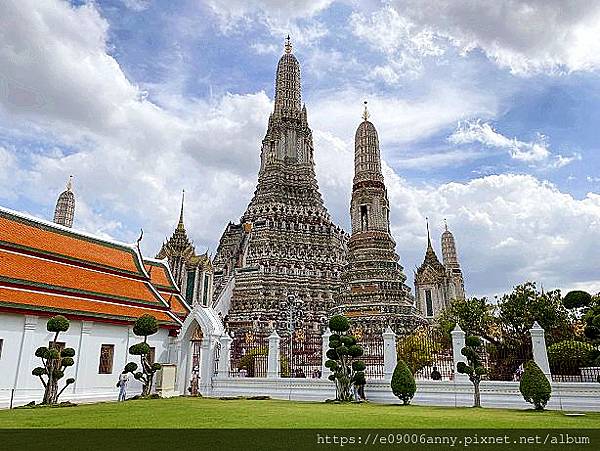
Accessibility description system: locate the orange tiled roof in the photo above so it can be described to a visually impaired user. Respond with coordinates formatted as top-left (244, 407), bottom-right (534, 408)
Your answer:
top-left (0, 249), bottom-right (163, 306)
top-left (144, 259), bottom-right (190, 318)
top-left (145, 260), bottom-right (176, 291)
top-left (0, 210), bottom-right (144, 276)
top-left (158, 291), bottom-right (189, 317)
top-left (0, 207), bottom-right (183, 327)
top-left (0, 287), bottom-right (176, 324)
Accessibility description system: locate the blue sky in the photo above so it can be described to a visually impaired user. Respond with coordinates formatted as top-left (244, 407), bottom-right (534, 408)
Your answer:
top-left (1, 0), bottom-right (600, 297)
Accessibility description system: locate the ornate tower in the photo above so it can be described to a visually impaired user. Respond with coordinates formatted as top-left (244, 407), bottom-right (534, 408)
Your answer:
top-left (53, 176), bottom-right (75, 228)
top-left (333, 103), bottom-right (424, 336)
top-left (212, 37), bottom-right (347, 335)
top-left (414, 219), bottom-right (465, 319)
top-left (157, 191), bottom-right (213, 306)
top-left (441, 220), bottom-right (465, 300)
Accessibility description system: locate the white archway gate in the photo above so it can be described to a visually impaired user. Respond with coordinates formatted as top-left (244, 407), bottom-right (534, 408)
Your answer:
top-left (176, 305), bottom-right (224, 396)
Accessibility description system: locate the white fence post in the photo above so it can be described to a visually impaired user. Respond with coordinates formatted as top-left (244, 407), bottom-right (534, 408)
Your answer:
top-left (530, 321), bottom-right (551, 380)
top-left (217, 333), bottom-right (232, 378)
top-left (382, 326), bottom-right (397, 381)
top-left (267, 330), bottom-right (281, 379)
top-left (451, 324), bottom-right (468, 381)
top-left (321, 328), bottom-right (332, 379)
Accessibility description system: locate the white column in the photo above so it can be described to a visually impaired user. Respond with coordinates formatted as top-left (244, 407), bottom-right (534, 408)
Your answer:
top-left (74, 321), bottom-right (95, 392)
top-left (382, 326), bottom-right (397, 381)
top-left (321, 328), bottom-right (332, 379)
top-left (267, 330), bottom-right (280, 379)
top-left (14, 315), bottom-right (39, 391)
top-left (451, 323), bottom-right (468, 381)
top-left (217, 333), bottom-right (232, 378)
top-left (199, 335), bottom-right (214, 395)
top-left (530, 321), bottom-right (551, 380)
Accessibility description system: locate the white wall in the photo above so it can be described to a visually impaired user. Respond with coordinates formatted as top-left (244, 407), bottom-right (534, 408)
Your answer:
top-left (0, 312), bottom-right (173, 408)
top-left (210, 378), bottom-right (600, 412)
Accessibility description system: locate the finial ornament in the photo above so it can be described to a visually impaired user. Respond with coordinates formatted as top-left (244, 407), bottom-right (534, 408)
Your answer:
top-left (284, 34), bottom-right (292, 54)
top-left (179, 190), bottom-right (185, 225)
top-left (426, 217), bottom-right (432, 248)
top-left (444, 218), bottom-right (448, 231)
top-left (362, 100), bottom-right (370, 121)
top-left (66, 175), bottom-right (73, 191)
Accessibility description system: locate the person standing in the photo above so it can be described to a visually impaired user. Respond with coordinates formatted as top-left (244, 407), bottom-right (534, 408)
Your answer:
top-left (117, 371), bottom-right (129, 401)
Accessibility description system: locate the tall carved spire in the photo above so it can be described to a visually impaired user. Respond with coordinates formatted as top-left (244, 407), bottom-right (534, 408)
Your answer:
top-left (53, 176), bottom-right (75, 228)
top-left (335, 104), bottom-right (422, 336)
top-left (177, 190), bottom-right (185, 230)
top-left (354, 101), bottom-right (383, 185)
top-left (423, 217), bottom-right (442, 266)
top-left (441, 219), bottom-right (460, 269)
top-left (274, 35), bottom-right (301, 115)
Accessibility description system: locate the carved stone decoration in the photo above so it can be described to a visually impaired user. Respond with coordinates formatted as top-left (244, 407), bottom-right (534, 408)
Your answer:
top-left (211, 38), bottom-right (347, 336)
top-left (332, 103), bottom-right (426, 336)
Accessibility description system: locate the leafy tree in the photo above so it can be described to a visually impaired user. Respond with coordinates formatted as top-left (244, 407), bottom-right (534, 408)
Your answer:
top-left (457, 336), bottom-right (487, 408)
top-left (497, 282), bottom-right (573, 346)
top-left (124, 315), bottom-right (161, 397)
top-left (32, 315), bottom-right (75, 405)
top-left (391, 359), bottom-right (416, 405)
top-left (519, 360), bottom-right (551, 410)
top-left (563, 290), bottom-right (592, 310)
top-left (437, 297), bottom-right (498, 344)
top-left (238, 346), bottom-right (290, 377)
top-left (397, 327), bottom-right (444, 375)
top-left (325, 315), bottom-right (365, 402)
top-left (547, 340), bottom-right (598, 375)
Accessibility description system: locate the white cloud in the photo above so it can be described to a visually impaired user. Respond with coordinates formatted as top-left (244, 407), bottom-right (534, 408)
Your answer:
top-left (384, 173), bottom-right (600, 296)
top-left (1, 0), bottom-right (599, 299)
top-left (448, 120), bottom-right (580, 169)
top-left (203, 0), bottom-right (332, 46)
top-left (350, 6), bottom-right (445, 79)
top-left (385, 0), bottom-right (600, 75)
top-left (0, 0), bottom-right (269, 255)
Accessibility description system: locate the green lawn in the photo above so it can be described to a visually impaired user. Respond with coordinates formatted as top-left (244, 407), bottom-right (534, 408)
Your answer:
top-left (1, 397), bottom-right (599, 428)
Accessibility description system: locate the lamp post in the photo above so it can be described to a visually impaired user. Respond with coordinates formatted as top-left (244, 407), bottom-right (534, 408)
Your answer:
top-left (279, 294), bottom-right (305, 377)
top-left (278, 294), bottom-right (305, 336)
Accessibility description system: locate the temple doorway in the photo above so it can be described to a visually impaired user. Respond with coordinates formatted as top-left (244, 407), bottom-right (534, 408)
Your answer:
top-left (189, 325), bottom-right (204, 396)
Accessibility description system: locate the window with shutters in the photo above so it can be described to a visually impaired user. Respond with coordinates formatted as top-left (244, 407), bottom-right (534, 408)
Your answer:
top-left (98, 344), bottom-right (114, 374)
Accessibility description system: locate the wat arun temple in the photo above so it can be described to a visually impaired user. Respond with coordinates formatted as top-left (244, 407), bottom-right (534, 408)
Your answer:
top-left (204, 38), bottom-right (464, 338)
top-left (43, 37), bottom-right (466, 341)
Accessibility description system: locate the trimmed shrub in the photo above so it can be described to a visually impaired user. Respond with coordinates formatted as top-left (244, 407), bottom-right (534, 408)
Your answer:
top-left (457, 336), bottom-right (486, 407)
top-left (32, 315), bottom-right (75, 405)
top-left (391, 360), bottom-right (416, 405)
top-left (325, 315), bottom-right (365, 401)
top-left (519, 360), bottom-right (551, 410)
top-left (563, 291), bottom-right (592, 309)
top-left (547, 340), bottom-right (596, 374)
top-left (47, 315), bottom-right (69, 333)
top-left (329, 315), bottom-right (350, 333)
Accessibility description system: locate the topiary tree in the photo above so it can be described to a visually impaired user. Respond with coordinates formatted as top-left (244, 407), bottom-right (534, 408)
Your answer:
top-left (563, 290), bottom-right (592, 310)
top-left (32, 315), bottom-right (76, 405)
top-left (519, 360), bottom-right (551, 410)
top-left (457, 335), bottom-right (487, 407)
top-left (547, 340), bottom-right (597, 375)
top-left (391, 359), bottom-right (416, 405)
top-left (325, 315), bottom-right (365, 402)
top-left (124, 314), bottom-right (161, 397)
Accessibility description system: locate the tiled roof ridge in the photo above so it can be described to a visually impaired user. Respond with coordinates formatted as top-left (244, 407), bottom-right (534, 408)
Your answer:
top-left (0, 285), bottom-right (182, 327)
top-left (0, 205), bottom-right (152, 280)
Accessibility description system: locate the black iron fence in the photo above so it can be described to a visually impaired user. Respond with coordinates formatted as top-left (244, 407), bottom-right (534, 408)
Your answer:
top-left (228, 330), bottom-right (269, 377)
top-left (280, 331), bottom-right (322, 378)
top-left (479, 338), bottom-right (532, 381)
top-left (397, 326), bottom-right (454, 380)
top-left (359, 333), bottom-right (385, 379)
